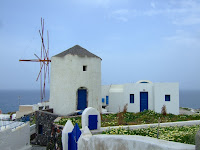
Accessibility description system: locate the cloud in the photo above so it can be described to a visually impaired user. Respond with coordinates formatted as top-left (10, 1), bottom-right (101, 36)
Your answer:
top-left (164, 30), bottom-right (200, 49)
top-left (172, 15), bottom-right (200, 25)
top-left (146, 0), bottom-right (200, 25)
top-left (150, 2), bottom-right (156, 9)
top-left (73, 0), bottom-right (124, 8)
top-left (110, 0), bottom-right (200, 25)
top-left (110, 9), bottom-right (129, 22)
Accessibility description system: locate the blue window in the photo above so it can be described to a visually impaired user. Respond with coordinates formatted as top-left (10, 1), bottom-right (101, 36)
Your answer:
top-left (106, 96), bottom-right (109, 105)
top-left (165, 95), bottom-right (170, 101)
top-left (102, 98), bottom-right (105, 103)
top-left (130, 94), bottom-right (134, 103)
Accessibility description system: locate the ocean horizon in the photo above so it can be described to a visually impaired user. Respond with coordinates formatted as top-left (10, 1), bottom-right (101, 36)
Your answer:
top-left (0, 89), bottom-right (199, 113)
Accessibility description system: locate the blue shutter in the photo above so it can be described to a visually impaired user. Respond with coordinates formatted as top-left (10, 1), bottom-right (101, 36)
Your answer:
top-left (106, 96), bottom-right (109, 105)
top-left (130, 94), bottom-right (134, 103)
top-left (102, 98), bottom-right (105, 103)
top-left (165, 95), bottom-right (170, 101)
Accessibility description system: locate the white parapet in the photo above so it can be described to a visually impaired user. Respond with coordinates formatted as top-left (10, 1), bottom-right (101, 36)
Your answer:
top-left (0, 122), bottom-right (31, 150)
top-left (78, 134), bottom-right (195, 150)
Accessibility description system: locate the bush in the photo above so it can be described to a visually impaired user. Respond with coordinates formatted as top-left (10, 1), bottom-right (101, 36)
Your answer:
top-left (123, 103), bottom-right (128, 113)
top-left (161, 105), bottom-right (167, 116)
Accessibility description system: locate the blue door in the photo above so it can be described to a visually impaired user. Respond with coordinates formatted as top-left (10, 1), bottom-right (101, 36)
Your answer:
top-left (68, 123), bottom-right (82, 150)
top-left (77, 89), bottom-right (87, 110)
top-left (140, 92), bottom-right (148, 112)
top-left (88, 115), bottom-right (98, 130)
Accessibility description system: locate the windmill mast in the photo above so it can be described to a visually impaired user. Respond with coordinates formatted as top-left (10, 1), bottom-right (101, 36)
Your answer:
top-left (19, 18), bottom-right (51, 102)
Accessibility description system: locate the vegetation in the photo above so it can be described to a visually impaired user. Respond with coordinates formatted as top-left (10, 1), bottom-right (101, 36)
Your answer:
top-left (102, 125), bottom-right (200, 145)
top-left (55, 116), bottom-right (82, 128)
top-left (161, 105), bottom-right (167, 116)
top-left (180, 107), bottom-right (192, 111)
top-left (55, 110), bottom-right (200, 127)
top-left (30, 115), bottom-right (36, 125)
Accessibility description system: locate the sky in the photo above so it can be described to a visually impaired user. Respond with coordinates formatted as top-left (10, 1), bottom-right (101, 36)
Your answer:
top-left (0, 0), bottom-right (200, 90)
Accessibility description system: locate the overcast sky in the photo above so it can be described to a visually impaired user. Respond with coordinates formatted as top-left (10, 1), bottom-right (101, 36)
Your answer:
top-left (0, 0), bottom-right (200, 90)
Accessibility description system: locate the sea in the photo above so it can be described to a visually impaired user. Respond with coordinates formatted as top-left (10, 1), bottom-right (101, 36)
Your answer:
top-left (0, 89), bottom-right (199, 113)
top-left (0, 89), bottom-right (50, 113)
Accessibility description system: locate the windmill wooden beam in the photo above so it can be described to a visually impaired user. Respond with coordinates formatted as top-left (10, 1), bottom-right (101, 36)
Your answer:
top-left (19, 18), bottom-right (51, 102)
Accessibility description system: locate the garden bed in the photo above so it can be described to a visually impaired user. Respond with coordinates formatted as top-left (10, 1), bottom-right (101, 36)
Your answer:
top-left (102, 125), bottom-right (200, 145)
top-left (55, 110), bottom-right (200, 128)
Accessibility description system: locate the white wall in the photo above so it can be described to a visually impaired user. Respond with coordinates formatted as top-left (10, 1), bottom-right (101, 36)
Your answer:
top-left (50, 55), bottom-right (101, 115)
top-left (154, 83), bottom-right (179, 115)
top-left (124, 83), bottom-right (154, 113)
top-left (0, 122), bottom-right (31, 150)
top-left (78, 134), bottom-right (195, 150)
top-left (109, 91), bottom-right (124, 112)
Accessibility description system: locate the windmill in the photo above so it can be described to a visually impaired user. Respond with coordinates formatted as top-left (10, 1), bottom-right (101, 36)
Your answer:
top-left (19, 18), bottom-right (51, 102)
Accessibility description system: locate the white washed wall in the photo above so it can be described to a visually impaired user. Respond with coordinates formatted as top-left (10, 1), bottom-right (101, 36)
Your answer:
top-left (0, 122), bottom-right (31, 150)
top-left (101, 82), bottom-right (179, 114)
top-left (124, 83), bottom-right (154, 113)
top-left (154, 83), bottom-right (179, 115)
top-left (109, 92), bottom-right (124, 113)
top-left (50, 55), bottom-right (101, 115)
top-left (78, 134), bottom-right (194, 150)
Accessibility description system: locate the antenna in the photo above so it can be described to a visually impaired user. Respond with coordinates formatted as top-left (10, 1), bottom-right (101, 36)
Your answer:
top-left (19, 18), bottom-right (51, 102)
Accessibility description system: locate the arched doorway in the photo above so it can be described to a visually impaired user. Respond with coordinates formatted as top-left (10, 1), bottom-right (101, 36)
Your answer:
top-left (77, 87), bottom-right (88, 110)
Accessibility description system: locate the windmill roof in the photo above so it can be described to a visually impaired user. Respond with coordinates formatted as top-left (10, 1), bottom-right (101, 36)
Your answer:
top-left (54, 45), bottom-right (101, 60)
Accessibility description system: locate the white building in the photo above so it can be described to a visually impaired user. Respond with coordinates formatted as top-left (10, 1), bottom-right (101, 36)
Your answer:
top-left (49, 45), bottom-right (179, 115)
top-left (49, 45), bottom-right (102, 115)
top-left (102, 80), bottom-right (179, 115)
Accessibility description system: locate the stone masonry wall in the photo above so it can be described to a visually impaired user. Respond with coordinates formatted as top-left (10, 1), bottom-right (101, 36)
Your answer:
top-left (34, 110), bottom-right (58, 146)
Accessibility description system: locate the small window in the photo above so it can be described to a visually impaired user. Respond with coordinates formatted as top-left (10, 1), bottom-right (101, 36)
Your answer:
top-left (130, 94), bottom-right (134, 103)
top-left (38, 125), bottom-right (43, 134)
top-left (83, 66), bottom-right (87, 71)
top-left (106, 96), bottom-right (109, 105)
top-left (102, 98), bottom-right (105, 103)
top-left (165, 95), bottom-right (170, 101)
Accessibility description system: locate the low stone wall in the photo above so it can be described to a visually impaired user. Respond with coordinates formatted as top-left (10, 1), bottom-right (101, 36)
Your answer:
top-left (78, 134), bottom-right (195, 150)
